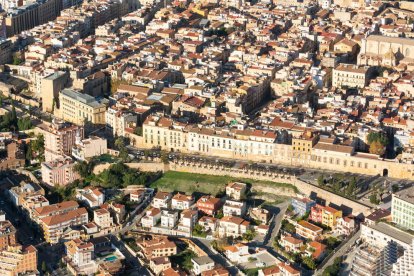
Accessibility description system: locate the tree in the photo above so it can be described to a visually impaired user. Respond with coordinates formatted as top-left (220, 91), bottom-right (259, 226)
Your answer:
top-left (325, 236), bottom-right (339, 249)
top-left (74, 161), bottom-right (91, 178)
top-left (346, 177), bottom-right (357, 197)
top-left (369, 140), bottom-right (386, 155)
top-left (370, 192), bottom-right (380, 205)
top-left (282, 219), bottom-right (296, 233)
top-left (134, 127), bottom-right (143, 136)
top-left (367, 132), bottom-right (388, 146)
top-left (115, 137), bottom-right (129, 161)
top-left (392, 184), bottom-right (399, 193)
top-left (160, 152), bottom-right (169, 164)
top-left (302, 256), bottom-right (316, 270)
top-left (242, 229), bottom-right (256, 241)
top-left (323, 257), bottom-right (342, 276)
top-left (41, 261), bottom-right (47, 273)
top-left (317, 175), bottom-right (325, 186)
top-left (12, 55), bottom-right (22, 65)
top-left (17, 117), bottom-right (32, 131)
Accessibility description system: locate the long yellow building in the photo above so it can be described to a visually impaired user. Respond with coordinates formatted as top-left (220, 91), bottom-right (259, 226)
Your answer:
top-left (58, 89), bottom-right (107, 126)
top-left (139, 115), bottom-right (414, 180)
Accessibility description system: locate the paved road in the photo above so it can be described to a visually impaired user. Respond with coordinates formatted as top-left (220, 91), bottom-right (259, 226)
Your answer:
top-left (315, 230), bottom-right (361, 276)
top-left (264, 201), bottom-right (289, 247)
top-left (110, 235), bottom-right (151, 276)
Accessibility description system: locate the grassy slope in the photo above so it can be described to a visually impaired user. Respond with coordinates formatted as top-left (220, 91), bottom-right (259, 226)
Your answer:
top-left (149, 171), bottom-right (297, 196)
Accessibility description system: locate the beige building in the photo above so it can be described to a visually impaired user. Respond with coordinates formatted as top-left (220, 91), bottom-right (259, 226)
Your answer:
top-left (5, 0), bottom-right (61, 37)
top-left (41, 71), bottom-right (69, 113)
top-left (58, 89), bottom-right (107, 125)
top-left (94, 208), bottom-right (112, 229)
top-left (358, 35), bottom-right (414, 66)
top-left (0, 245), bottom-right (38, 276)
top-left (141, 115), bottom-right (414, 180)
top-left (40, 207), bottom-right (88, 244)
top-left (332, 64), bottom-right (374, 89)
top-left (41, 157), bottom-right (80, 187)
top-left (72, 136), bottom-right (107, 161)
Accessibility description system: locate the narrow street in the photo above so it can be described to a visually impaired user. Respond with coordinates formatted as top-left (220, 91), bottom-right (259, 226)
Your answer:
top-left (315, 230), bottom-right (361, 276)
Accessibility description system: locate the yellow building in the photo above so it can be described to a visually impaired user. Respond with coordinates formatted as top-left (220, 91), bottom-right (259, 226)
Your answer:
top-left (292, 131), bottom-right (318, 166)
top-left (58, 89), bottom-right (107, 126)
top-left (322, 206), bottom-right (342, 228)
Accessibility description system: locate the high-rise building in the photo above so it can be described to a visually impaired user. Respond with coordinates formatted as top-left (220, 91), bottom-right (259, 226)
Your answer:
top-left (351, 222), bottom-right (414, 276)
top-left (350, 243), bottom-right (398, 276)
top-left (43, 120), bottom-right (84, 162)
top-left (392, 239), bottom-right (414, 276)
top-left (0, 245), bottom-right (38, 276)
top-left (392, 186), bottom-right (414, 230)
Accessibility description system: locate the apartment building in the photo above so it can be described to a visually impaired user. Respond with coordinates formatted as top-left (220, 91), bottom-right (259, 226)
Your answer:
top-left (223, 200), bottom-right (246, 217)
top-left (0, 39), bottom-right (12, 65)
top-left (141, 207), bottom-right (161, 228)
top-left (43, 120), bottom-right (84, 162)
top-left (94, 208), bottom-right (112, 229)
top-left (192, 256), bottom-right (215, 275)
top-left (226, 182), bottom-right (247, 200)
top-left (310, 204), bottom-right (342, 229)
top-left (177, 209), bottom-right (198, 233)
top-left (65, 239), bottom-right (97, 276)
top-left (105, 107), bottom-right (137, 136)
top-left (8, 181), bottom-right (44, 207)
top-left (76, 188), bottom-right (104, 208)
top-left (41, 157), bottom-right (80, 186)
top-left (160, 210), bottom-right (179, 229)
top-left (295, 220), bottom-right (323, 241)
top-left (59, 89), bottom-right (107, 125)
top-left (40, 207), bottom-right (89, 243)
top-left (152, 191), bottom-right (172, 209)
top-left (197, 196), bottom-right (223, 216)
top-left (72, 136), bottom-right (107, 161)
top-left (392, 239), bottom-right (414, 275)
top-left (41, 71), bottom-right (69, 112)
top-left (137, 236), bottom-right (177, 259)
top-left (291, 197), bottom-right (316, 217)
top-left (171, 193), bottom-right (194, 210)
top-left (392, 186), bottom-right (414, 230)
top-left (361, 222), bottom-right (414, 250)
top-left (5, 0), bottom-right (62, 37)
top-left (0, 219), bottom-right (16, 251)
top-left (33, 200), bottom-right (79, 221)
top-left (350, 243), bottom-right (398, 276)
top-left (332, 64), bottom-right (374, 89)
top-left (218, 216), bottom-right (250, 238)
top-left (0, 245), bottom-right (38, 276)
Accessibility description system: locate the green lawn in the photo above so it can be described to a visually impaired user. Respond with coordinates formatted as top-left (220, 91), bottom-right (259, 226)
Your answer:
top-left (149, 171), bottom-right (297, 196)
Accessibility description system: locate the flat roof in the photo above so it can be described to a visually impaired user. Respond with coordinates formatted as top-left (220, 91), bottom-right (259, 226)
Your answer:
top-left (368, 222), bottom-right (414, 245)
top-left (394, 186), bottom-right (414, 205)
